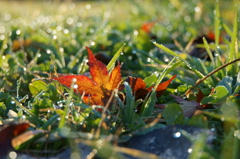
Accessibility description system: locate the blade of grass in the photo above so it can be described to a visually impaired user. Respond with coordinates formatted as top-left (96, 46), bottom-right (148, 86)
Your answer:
top-left (222, 23), bottom-right (233, 37)
top-left (124, 81), bottom-right (135, 125)
top-left (227, 10), bottom-right (238, 74)
top-left (214, 1), bottom-right (221, 47)
top-left (203, 37), bottom-right (215, 66)
top-left (140, 57), bottom-right (176, 117)
top-left (153, 41), bottom-right (205, 79)
top-left (58, 81), bottom-right (75, 128)
top-left (107, 44), bottom-right (125, 71)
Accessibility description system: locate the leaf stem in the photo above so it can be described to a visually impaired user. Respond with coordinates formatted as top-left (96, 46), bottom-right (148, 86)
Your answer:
top-left (185, 58), bottom-right (240, 96)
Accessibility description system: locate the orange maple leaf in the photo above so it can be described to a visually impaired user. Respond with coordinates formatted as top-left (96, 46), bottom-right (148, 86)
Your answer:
top-left (53, 47), bottom-right (122, 106)
top-left (127, 75), bottom-right (177, 100)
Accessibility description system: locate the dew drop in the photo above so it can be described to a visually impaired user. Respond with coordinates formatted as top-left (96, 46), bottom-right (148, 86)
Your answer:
top-left (57, 117), bottom-right (61, 120)
top-left (166, 25), bottom-right (173, 31)
top-left (66, 17), bottom-right (74, 25)
top-left (147, 57), bottom-right (151, 62)
top-left (53, 35), bottom-right (57, 40)
top-left (46, 49), bottom-right (51, 54)
top-left (163, 56), bottom-right (169, 62)
top-left (173, 131), bottom-right (181, 138)
top-left (221, 117), bottom-right (225, 121)
top-left (37, 53), bottom-right (41, 57)
top-left (194, 7), bottom-right (200, 12)
top-left (188, 148), bottom-right (193, 153)
top-left (3, 13), bottom-right (11, 21)
top-left (59, 47), bottom-right (64, 52)
top-left (70, 152), bottom-right (80, 159)
top-left (133, 30), bottom-right (138, 36)
top-left (9, 151), bottom-right (17, 159)
top-left (11, 101), bottom-right (15, 104)
top-left (132, 50), bottom-right (136, 54)
top-left (85, 4), bottom-right (91, 9)
top-left (52, 30), bottom-right (57, 34)
top-left (69, 102), bottom-right (74, 107)
top-left (16, 30), bottom-right (21, 35)
top-left (89, 28), bottom-right (95, 33)
top-left (74, 84), bottom-right (78, 89)
top-left (56, 26), bottom-right (62, 31)
top-left (0, 35), bottom-right (5, 40)
top-left (47, 110), bottom-right (50, 113)
top-left (2, 56), bottom-right (6, 60)
top-left (69, 3), bottom-right (76, 10)
top-left (120, 52), bottom-right (124, 55)
top-left (64, 29), bottom-right (69, 34)
top-left (47, 28), bottom-right (52, 33)
top-left (154, 71), bottom-right (159, 76)
top-left (72, 78), bottom-right (77, 83)
top-left (234, 130), bottom-right (240, 139)
top-left (0, 26), bottom-right (5, 34)
top-left (59, 103), bottom-right (63, 107)
top-left (90, 41), bottom-right (95, 46)
top-left (128, 56), bottom-right (132, 60)
top-left (77, 22), bottom-right (82, 27)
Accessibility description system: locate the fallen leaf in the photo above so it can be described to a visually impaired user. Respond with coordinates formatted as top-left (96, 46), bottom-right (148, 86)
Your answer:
top-left (171, 94), bottom-right (202, 117)
top-left (52, 47), bottom-right (122, 106)
top-left (141, 20), bottom-right (157, 34)
top-left (127, 75), bottom-right (176, 100)
top-left (0, 123), bottom-right (29, 155)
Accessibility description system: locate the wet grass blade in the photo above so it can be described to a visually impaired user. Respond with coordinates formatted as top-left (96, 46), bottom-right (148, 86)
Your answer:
top-left (203, 37), bottom-right (215, 66)
top-left (227, 9), bottom-right (238, 74)
top-left (214, 1), bottom-right (221, 47)
top-left (153, 42), bottom-right (206, 80)
top-left (140, 57), bottom-right (176, 117)
top-left (107, 44), bottom-right (125, 71)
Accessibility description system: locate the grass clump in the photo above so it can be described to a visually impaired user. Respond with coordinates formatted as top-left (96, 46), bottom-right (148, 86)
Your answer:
top-left (0, 0), bottom-right (239, 158)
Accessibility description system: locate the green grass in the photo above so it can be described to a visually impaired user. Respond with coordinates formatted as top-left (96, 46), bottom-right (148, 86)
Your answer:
top-left (0, 0), bottom-right (240, 158)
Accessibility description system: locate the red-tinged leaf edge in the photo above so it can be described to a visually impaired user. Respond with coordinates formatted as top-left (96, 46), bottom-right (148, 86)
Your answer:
top-left (196, 89), bottom-right (205, 103)
top-left (86, 46), bottom-right (109, 86)
top-left (147, 75), bottom-right (177, 98)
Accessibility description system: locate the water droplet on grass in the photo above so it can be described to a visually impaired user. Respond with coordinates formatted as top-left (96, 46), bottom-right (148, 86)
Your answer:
top-left (46, 49), bottom-right (51, 54)
top-left (66, 17), bottom-right (74, 25)
top-left (69, 3), bottom-right (76, 10)
top-left (64, 29), bottom-right (69, 34)
top-left (59, 47), bottom-right (64, 52)
top-left (0, 26), bottom-right (5, 34)
top-left (0, 35), bottom-right (5, 40)
top-left (90, 41), bottom-right (95, 46)
top-left (16, 30), bottom-right (21, 35)
top-left (77, 22), bottom-right (82, 27)
top-left (37, 53), bottom-right (41, 57)
top-left (173, 131), bottom-right (181, 138)
top-left (8, 151), bottom-right (17, 159)
top-left (74, 84), bottom-right (78, 89)
top-left (85, 4), bottom-right (91, 9)
top-left (133, 30), bottom-right (138, 36)
top-left (188, 148), bottom-right (193, 153)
